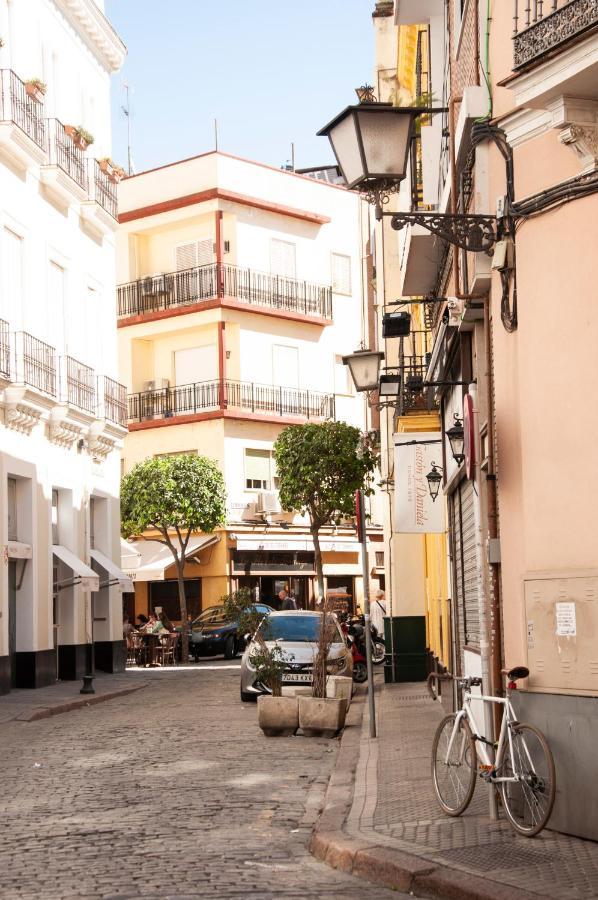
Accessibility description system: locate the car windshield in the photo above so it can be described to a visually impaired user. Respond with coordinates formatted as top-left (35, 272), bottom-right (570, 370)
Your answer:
top-left (259, 615), bottom-right (341, 643)
top-left (192, 608), bottom-right (228, 627)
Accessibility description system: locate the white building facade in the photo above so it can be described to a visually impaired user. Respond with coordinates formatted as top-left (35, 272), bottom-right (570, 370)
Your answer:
top-left (0, 0), bottom-right (128, 692)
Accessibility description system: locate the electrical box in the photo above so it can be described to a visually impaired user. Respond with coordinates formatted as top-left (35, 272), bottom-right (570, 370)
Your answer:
top-left (525, 574), bottom-right (598, 695)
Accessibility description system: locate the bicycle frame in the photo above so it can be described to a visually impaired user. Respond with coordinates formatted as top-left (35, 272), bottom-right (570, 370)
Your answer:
top-left (446, 690), bottom-right (533, 783)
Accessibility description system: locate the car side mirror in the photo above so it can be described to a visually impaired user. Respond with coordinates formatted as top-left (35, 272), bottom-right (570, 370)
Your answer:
top-left (244, 633), bottom-right (251, 642)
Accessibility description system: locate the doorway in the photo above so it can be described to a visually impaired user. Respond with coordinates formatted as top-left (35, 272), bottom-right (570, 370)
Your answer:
top-left (237, 576), bottom-right (310, 610)
top-left (8, 561), bottom-right (17, 688)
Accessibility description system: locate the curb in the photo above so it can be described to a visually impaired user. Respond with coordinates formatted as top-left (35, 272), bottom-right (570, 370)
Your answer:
top-left (309, 688), bottom-right (542, 900)
top-left (15, 683), bottom-right (148, 722)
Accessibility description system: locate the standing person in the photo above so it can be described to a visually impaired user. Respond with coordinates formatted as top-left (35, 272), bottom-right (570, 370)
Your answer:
top-left (371, 589), bottom-right (387, 637)
top-left (123, 615), bottom-right (134, 638)
top-left (279, 589), bottom-right (296, 610)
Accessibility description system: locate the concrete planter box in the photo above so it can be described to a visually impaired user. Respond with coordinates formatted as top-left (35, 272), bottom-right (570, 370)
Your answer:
top-left (257, 695), bottom-right (299, 737)
top-left (298, 696), bottom-right (347, 738)
top-left (326, 675), bottom-right (353, 706)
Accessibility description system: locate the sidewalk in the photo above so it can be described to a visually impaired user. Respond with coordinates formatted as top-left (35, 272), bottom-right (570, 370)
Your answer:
top-left (0, 671), bottom-right (147, 723)
top-left (312, 681), bottom-right (598, 899)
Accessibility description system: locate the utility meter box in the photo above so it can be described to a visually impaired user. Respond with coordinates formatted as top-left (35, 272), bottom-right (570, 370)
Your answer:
top-left (525, 573), bottom-right (598, 695)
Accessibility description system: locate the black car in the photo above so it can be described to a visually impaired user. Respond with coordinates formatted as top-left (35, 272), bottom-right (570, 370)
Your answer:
top-left (188, 603), bottom-right (273, 660)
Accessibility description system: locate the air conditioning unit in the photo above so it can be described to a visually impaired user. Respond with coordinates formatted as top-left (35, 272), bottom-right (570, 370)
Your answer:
top-left (143, 379), bottom-right (170, 392)
top-left (256, 491), bottom-right (281, 515)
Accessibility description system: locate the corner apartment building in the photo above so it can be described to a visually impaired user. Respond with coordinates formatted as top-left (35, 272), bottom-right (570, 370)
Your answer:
top-left (117, 151), bottom-right (384, 620)
top-left (392, 0), bottom-right (598, 840)
top-left (0, 0), bottom-right (129, 693)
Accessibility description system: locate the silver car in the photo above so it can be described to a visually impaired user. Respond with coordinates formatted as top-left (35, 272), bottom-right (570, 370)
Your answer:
top-left (239, 610), bottom-right (352, 701)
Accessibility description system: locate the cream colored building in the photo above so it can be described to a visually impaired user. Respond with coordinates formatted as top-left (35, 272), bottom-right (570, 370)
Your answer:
top-left (0, 0), bottom-right (128, 693)
top-left (117, 152), bottom-right (384, 620)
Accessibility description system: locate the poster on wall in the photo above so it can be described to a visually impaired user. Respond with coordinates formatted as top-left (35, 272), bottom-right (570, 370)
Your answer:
top-left (394, 433), bottom-right (446, 534)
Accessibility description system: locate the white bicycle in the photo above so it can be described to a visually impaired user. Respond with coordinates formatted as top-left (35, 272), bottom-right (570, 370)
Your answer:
top-left (428, 666), bottom-right (556, 837)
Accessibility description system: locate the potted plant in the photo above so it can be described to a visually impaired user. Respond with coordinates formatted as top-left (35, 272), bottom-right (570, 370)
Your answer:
top-left (25, 79), bottom-right (46, 103)
top-left (298, 598), bottom-right (348, 738)
top-left (98, 157), bottom-right (126, 183)
top-left (223, 590), bottom-right (298, 737)
top-left (65, 125), bottom-right (94, 151)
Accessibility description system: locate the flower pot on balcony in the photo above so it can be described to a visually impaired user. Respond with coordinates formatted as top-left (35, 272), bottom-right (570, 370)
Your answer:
top-left (257, 695), bottom-right (299, 737)
top-left (25, 80), bottom-right (46, 104)
top-left (99, 159), bottom-right (125, 183)
top-left (298, 695), bottom-right (347, 738)
top-left (65, 125), bottom-right (94, 152)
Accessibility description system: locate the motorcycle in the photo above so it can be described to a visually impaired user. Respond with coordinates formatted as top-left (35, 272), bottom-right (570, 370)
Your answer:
top-left (339, 613), bottom-right (379, 682)
top-left (342, 613), bottom-right (386, 666)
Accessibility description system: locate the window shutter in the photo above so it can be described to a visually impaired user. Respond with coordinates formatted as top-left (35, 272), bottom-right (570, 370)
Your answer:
top-left (270, 239), bottom-right (296, 279)
top-left (3, 228), bottom-right (23, 327)
top-left (245, 449), bottom-right (271, 489)
top-left (196, 239), bottom-right (213, 267)
top-left (176, 239), bottom-right (213, 272)
top-left (332, 253), bottom-right (351, 294)
top-left (272, 344), bottom-right (299, 387)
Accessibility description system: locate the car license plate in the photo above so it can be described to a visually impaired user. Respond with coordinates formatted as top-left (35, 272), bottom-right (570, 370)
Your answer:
top-left (284, 673), bottom-right (311, 683)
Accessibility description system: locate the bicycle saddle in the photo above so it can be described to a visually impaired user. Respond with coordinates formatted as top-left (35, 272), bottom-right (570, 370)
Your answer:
top-left (504, 666), bottom-right (529, 681)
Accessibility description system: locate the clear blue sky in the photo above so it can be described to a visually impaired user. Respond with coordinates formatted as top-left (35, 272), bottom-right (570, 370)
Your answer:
top-left (106, 0), bottom-right (374, 174)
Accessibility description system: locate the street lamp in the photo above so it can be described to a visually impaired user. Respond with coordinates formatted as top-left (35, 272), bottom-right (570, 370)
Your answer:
top-left (378, 373), bottom-right (401, 397)
top-left (426, 462), bottom-right (443, 502)
top-left (342, 348), bottom-right (384, 392)
top-left (446, 414), bottom-right (465, 465)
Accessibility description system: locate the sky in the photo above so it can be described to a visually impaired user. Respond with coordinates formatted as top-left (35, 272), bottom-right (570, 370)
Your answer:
top-left (105, 0), bottom-right (374, 175)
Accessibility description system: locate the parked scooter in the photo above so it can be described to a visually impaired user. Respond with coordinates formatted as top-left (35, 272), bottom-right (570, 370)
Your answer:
top-left (339, 613), bottom-right (375, 682)
top-left (344, 612), bottom-right (386, 665)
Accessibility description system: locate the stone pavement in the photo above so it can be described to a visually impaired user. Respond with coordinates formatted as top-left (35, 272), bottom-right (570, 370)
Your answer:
top-left (0, 671), bottom-right (148, 723)
top-left (313, 680), bottom-right (598, 899)
top-left (0, 662), bottom-right (411, 900)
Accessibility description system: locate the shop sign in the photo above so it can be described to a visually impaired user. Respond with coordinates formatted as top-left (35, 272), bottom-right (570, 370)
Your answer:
top-left (234, 538), bottom-right (360, 554)
top-left (394, 433), bottom-right (445, 534)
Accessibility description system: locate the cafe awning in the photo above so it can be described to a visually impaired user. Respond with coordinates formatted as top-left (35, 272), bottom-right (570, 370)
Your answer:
top-left (52, 544), bottom-right (100, 592)
top-left (121, 534), bottom-right (220, 582)
top-left (90, 548), bottom-right (134, 593)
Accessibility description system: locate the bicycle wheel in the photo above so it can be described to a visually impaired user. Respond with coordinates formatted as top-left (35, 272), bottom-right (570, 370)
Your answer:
top-left (372, 641), bottom-right (385, 664)
top-left (431, 714), bottom-right (477, 816)
top-left (500, 723), bottom-right (556, 837)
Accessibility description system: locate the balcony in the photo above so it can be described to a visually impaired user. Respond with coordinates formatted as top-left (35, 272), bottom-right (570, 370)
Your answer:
top-left (81, 160), bottom-right (118, 234)
top-left (0, 70), bottom-right (47, 169)
top-left (513, 0), bottom-right (598, 70)
top-left (59, 355), bottom-right (96, 414)
top-left (97, 375), bottom-right (127, 428)
top-left (117, 263), bottom-right (333, 323)
top-left (13, 331), bottom-right (57, 397)
top-left (0, 319), bottom-right (10, 381)
top-left (41, 119), bottom-right (88, 206)
top-left (398, 355), bottom-right (433, 416)
top-left (127, 379), bottom-right (335, 425)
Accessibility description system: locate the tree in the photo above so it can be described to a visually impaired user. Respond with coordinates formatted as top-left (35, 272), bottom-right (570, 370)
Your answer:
top-left (121, 455), bottom-right (226, 662)
top-left (273, 421), bottom-right (377, 605)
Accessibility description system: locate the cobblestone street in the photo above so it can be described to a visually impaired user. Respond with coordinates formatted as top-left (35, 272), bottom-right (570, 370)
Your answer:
top-left (0, 665), bottom-right (407, 900)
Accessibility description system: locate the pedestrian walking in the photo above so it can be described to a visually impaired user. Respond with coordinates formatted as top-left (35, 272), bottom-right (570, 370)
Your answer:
top-left (279, 589), bottom-right (296, 610)
top-left (371, 589), bottom-right (387, 637)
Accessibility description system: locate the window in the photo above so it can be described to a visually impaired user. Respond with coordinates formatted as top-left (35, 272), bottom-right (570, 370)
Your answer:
top-left (272, 344), bottom-right (299, 388)
top-left (334, 354), bottom-right (352, 395)
top-left (51, 489), bottom-right (59, 545)
top-left (7, 478), bottom-right (17, 541)
top-left (48, 262), bottom-right (65, 354)
top-left (174, 345), bottom-right (217, 386)
top-left (245, 449), bottom-right (278, 491)
top-left (3, 228), bottom-right (24, 328)
top-left (375, 551), bottom-right (384, 568)
top-left (270, 239), bottom-right (296, 279)
top-left (175, 239), bottom-right (213, 272)
top-left (331, 253), bottom-right (351, 295)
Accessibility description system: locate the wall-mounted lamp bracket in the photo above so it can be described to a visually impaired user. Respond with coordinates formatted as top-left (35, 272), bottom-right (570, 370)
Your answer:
top-left (383, 211), bottom-right (498, 253)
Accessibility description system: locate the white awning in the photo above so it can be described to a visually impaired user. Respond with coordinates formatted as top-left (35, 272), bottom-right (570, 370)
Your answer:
top-left (7, 541), bottom-right (32, 560)
top-left (121, 534), bottom-right (219, 582)
top-left (52, 545), bottom-right (100, 592)
top-left (90, 548), bottom-right (135, 593)
top-left (232, 535), bottom-right (361, 554)
top-left (120, 538), bottom-right (141, 569)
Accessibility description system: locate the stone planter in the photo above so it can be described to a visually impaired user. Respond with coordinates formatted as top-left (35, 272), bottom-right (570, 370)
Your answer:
top-left (326, 675), bottom-right (353, 707)
top-left (257, 695), bottom-right (298, 737)
top-left (298, 696), bottom-right (347, 738)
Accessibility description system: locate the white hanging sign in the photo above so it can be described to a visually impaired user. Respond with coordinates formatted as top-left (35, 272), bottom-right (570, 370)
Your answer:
top-left (394, 433), bottom-right (446, 534)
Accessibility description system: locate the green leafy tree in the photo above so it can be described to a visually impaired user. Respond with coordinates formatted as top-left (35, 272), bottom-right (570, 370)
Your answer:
top-left (273, 421), bottom-right (377, 604)
top-left (121, 455), bottom-right (226, 661)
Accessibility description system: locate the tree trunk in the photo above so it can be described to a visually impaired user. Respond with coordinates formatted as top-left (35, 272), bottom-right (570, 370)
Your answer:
top-left (177, 560), bottom-right (189, 663)
top-left (311, 525), bottom-right (325, 608)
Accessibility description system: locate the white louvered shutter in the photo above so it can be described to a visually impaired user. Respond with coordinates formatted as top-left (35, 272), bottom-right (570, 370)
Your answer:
top-left (176, 239), bottom-right (213, 272)
top-left (331, 253), bottom-right (352, 295)
top-left (270, 239), bottom-right (296, 279)
top-left (3, 228), bottom-right (23, 328)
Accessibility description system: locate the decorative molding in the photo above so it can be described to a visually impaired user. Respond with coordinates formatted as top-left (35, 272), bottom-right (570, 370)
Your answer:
top-left (86, 421), bottom-right (117, 459)
top-left (559, 123), bottom-right (598, 168)
top-left (514, 0), bottom-right (598, 70)
top-left (3, 402), bottom-right (41, 434)
top-left (48, 407), bottom-right (83, 446)
top-left (389, 212), bottom-right (497, 253)
top-left (499, 107), bottom-right (553, 148)
top-left (52, 0), bottom-right (126, 73)
top-left (550, 96), bottom-right (598, 171)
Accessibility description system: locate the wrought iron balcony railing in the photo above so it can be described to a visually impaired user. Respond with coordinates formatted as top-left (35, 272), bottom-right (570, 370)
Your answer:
top-left (98, 375), bottom-right (127, 426)
top-left (117, 263), bottom-right (333, 321)
top-left (398, 355), bottom-right (433, 416)
top-left (14, 331), bottom-right (57, 396)
top-left (61, 355), bottom-right (96, 413)
top-left (88, 159), bottom-right (118, 219)
top-left (127, 379), bottom-right (335, 424)
top-left (0, 319), bottom-right (10, 379)
top-left (0, 70), bottom-right (46, 150)
top-left (46, 119), bottom-right (87, 190)
top-left (513, 0), bottom-right (598, 69)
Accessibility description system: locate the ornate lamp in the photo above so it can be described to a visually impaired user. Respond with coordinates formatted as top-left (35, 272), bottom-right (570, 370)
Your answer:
top-left (446, 415), bottom-right (465, 464)
top-left (426, 462), bottom-right (443, 502)
top-left (342, 349), bottom-right (384, 392)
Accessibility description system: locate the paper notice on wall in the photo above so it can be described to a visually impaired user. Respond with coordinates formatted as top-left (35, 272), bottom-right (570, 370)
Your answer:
top-left (555, 601), bottom-right (576, 637)
top-left (527, 620), bottom-right (535, 649)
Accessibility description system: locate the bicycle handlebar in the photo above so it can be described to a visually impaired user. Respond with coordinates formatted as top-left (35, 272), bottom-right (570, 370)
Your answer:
top-left (427, 671), bottom-right (454, 701)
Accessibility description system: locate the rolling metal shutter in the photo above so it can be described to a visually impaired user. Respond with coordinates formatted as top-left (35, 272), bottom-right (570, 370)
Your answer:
top-left (452, 479), bottom-right (480, 661)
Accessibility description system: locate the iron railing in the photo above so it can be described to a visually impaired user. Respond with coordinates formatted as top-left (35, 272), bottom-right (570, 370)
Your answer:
top-left (88, 159), bottom-right (118, 219)
top-left (98, 375), bottom-right (127, 426)
top-left (117, 263), bottom-right (333, 321)
top-left (399, 355), bottom-right (432, 415)
top-left (0, 70), bottom-right (46, 150)
top-left (128, 379), bottom-right (335, 424)
top-left (62, 355), bottom-right (96, 412)
top-left (0, 319), bottom-right (10, 379)
top-left (513, 0), bottom-right (598, 68)
top-left (46, 119), bottom-right (87, 190)
top-left (14, 332), bottom-right (57, 396)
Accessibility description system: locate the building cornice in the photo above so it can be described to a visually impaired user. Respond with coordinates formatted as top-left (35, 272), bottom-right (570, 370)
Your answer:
top-left (52, 0), bottom-right (126, 72)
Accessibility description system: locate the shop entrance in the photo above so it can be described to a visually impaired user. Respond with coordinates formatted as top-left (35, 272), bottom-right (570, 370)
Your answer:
top-left (326, 576), bottom-right (355, 614)
top-left (237, 576), bottom-right (311, 610)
